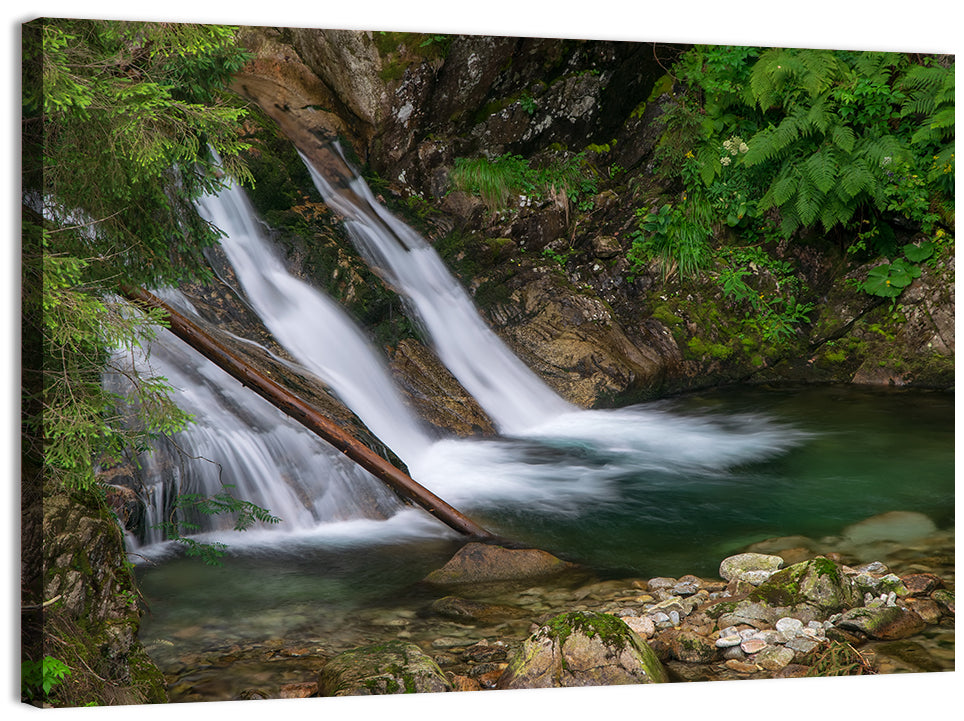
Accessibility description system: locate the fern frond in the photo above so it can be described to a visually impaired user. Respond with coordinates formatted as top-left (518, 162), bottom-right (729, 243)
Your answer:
top-left (831, 123), bottom-right (856, 153)
top-left (838, 159), bottom-right (875, 200)
top-left (795, 176), bottom-right (821, 226)
top-left (804, 148), bottom-right (837, 193)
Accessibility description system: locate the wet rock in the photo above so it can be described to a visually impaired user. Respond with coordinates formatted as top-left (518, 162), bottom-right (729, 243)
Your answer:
top-left (497, 611), bottom-right (667, 689)
top-left (462, 640), bottom-right (508, 663)
top-left (318, 641), bottom-right (451, 696)
top-left (422, 543), bottom-right (574, 586)
top-left (841, 511), bottom-right (938, 546)
top-left (903, 597), bottom-right (942, 625)
top-left (775, 664), bottom-right (812, 679)
top-left (447, 674), bottom-right (481, 692)
top-left (836, 606), bottom-right (927, 640)
top-left (429, 596), bottom-right (528, 623)
top-left (930, 589), bottom-right (955, 614)
top-left (719, 553), bottom-right (785, 585)
top-left (901, 573), bottom-right (944, 596)
top-left (279, 681), bottom-right (317, 698)
top-left (723, 659), bottom-right (760, 674)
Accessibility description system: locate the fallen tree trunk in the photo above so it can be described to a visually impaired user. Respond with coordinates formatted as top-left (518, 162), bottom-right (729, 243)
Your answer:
top-left (123, 286), bottom-right (496, 540)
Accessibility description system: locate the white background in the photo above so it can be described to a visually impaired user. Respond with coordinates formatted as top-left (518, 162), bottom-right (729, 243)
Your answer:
top-left (5, 2), bottom-right (961, 719)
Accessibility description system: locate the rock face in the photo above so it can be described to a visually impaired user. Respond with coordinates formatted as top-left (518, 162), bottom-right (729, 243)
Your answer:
top-left (497, 611), bottom-right (668, 688)
top-left (225, 27), bottom-right (953, 416)
top-left (422, 543), bottom-right (575, 586)
top-left (318, 641), bottom-right (451, 696)
top-left (38, 490), bottom-right (167, 706)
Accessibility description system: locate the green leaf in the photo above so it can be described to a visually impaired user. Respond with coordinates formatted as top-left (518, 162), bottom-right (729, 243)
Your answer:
top-left (902, 240), bottom-right (935, 262)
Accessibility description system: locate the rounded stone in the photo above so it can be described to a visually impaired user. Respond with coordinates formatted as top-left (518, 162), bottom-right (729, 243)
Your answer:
top-left (719, 553), bottom-right (785, 585)
top-left (776, 617), bottom-right (805, 635)
top-left (740, 637), bottom-right (767, 654)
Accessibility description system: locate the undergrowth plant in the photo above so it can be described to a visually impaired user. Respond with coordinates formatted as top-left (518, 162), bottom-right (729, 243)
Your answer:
top-left (450, 151), bottom-right (598, 213)
top-left (153, 484), bottom-right (281, 565)
top-left (647, 44), bottom-right (954, 305)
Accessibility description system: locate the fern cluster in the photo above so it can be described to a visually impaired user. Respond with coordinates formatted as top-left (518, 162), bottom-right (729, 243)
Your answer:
top-left (664, 46), bottom-right (954, 243)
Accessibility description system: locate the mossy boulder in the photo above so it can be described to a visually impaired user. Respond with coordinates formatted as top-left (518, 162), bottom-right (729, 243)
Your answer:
top-left (836, 606), bottom-right (928, 640)
top-left (745, 556), bottom-right (859, 617)
top-left (496, 611), bottom-right (668, 689)
top-left (318, 641), bottom-right (451, 696)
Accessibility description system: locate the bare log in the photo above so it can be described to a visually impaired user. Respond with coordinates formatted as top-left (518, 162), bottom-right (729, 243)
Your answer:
top-left (122, 286), bottom-right (496, 540)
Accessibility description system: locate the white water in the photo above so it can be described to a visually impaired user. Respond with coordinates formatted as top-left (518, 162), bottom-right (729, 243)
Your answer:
top-left (196, 183), bottom-right (434, 465)
top-left (302, 151), bottom-right (574, 435)
top-left (116, 323), bottom-right (405, 548)
top-left (129, 173), bottom-right (808, 554)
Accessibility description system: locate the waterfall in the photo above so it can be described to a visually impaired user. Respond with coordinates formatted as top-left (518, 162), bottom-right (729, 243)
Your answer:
top-left (301, 150), bottom-right (575, 436)
top-left (116, 323), bottom-right (405, 548)
top-left (196, 182), bottom-right (434, 466)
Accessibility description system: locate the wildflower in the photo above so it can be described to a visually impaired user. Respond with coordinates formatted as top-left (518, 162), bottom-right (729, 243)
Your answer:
top-left (720, 156), bottom-right (732, 166)
top-left (685, 150), bottom-right (695, 159)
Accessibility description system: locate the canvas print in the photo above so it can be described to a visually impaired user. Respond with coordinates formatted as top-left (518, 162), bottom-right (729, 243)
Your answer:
top-left (21, 16), bottom-right (954, 710)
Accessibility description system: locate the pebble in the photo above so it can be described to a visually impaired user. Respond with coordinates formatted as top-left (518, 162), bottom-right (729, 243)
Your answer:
top-left (715, 634), bottom-right (742, 648)
top-left (740, 637), bottom-right (767, 654)
top-left (775, 617), bottom-right (804, 635)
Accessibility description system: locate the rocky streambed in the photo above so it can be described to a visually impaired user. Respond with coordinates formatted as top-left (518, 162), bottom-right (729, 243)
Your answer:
top-left (145, 510), bottom-right (953, 702)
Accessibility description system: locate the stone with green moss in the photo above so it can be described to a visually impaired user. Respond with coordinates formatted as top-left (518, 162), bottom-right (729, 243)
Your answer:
top-left (496, 611), bottom-right (667, 689)
top-left (745, 556), bottom-right (859, 617)
top-left (318, 641), bottom-right (451, 696)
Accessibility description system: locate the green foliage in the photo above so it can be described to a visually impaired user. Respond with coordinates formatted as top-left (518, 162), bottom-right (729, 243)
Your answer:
top-left (657, 45), bottom-right (954, 244)
top-left (628, 203), bottom-right (712, 280)
top-left (450, 150), bottom-right (598, 212)
top-left (22, 19), bottom-right (253, 493)
top-left (22, 656), bottom-right (72, 703)
top-left (716, 246), bottom-right (813, 343)
top-left (153, 484), bottom-right (282, 566)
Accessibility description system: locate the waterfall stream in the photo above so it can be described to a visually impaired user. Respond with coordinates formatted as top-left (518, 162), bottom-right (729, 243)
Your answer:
top-left (116, 316), bottom-right (405, 550)
top-left (301, 149), bottom-right (575, 436)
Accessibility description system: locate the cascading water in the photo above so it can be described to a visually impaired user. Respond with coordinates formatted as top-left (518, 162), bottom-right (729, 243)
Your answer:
top-left (196, 182), bottom-right (434, 466)
top-left (301, 150), bottom-right (575, 436)
top-left (298, 149), bottom-right (807, 472)
top-left (115, 316), bottom-right (406, 551)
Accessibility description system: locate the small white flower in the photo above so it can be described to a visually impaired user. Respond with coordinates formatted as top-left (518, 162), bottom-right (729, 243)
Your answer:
top-left (720, 156), bottom-right (732, 166)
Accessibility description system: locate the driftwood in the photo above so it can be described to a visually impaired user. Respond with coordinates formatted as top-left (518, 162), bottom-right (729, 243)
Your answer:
top-left (122, 286), bottom-right (496, 540)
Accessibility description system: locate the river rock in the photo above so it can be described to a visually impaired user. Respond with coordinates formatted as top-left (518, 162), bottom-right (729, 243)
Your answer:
top-left (719, 553), bottom-right (785, 585)
top-left (496, 611), bottom-right (668, 689)
top-left (429, 595), bottom-right (529, 623)
top-left (422, 543), bottom-right (574, 585)
top-left (318, 641), bottom-right (451, 696)
top-left (901, 573), bottom-right (944, 596)
top-left (836, 606), bottom-right (927, 640)
top-left (744, 557), bottom-right (859, 617)
top-left (622, 615), bottom-right (656, 639)
top-left (670, 630), bottom-right (719, 663)
top-left (754, 645), bottom-right (795, 671)
top-left (841, 511), bottom-right (938, 545)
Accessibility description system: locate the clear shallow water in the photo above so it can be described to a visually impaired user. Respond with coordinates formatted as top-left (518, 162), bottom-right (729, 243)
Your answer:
top-left (136, 384), bottom-right (954, 664)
